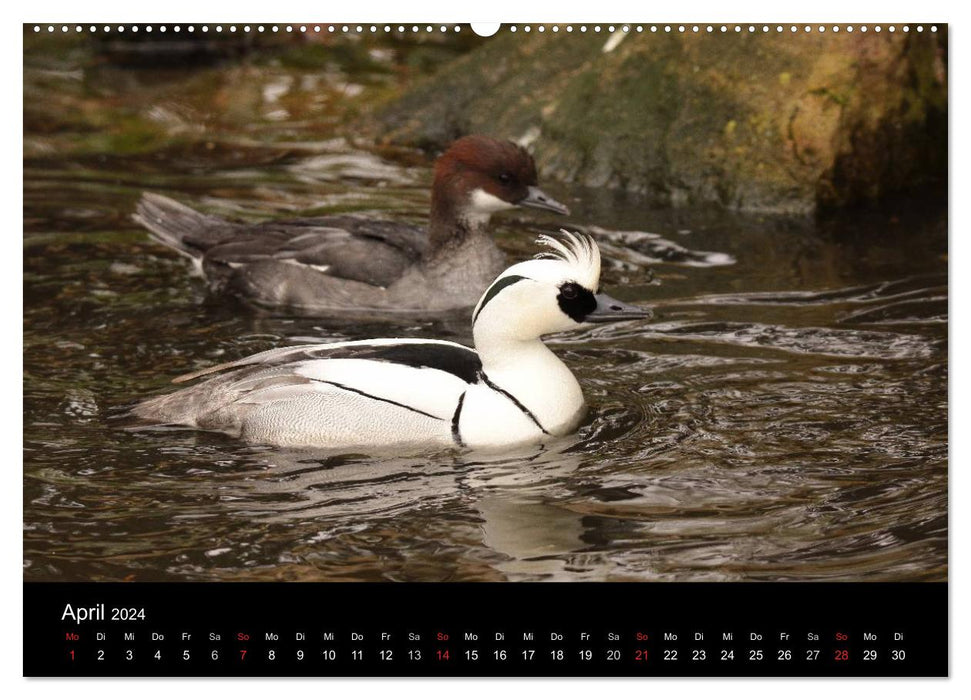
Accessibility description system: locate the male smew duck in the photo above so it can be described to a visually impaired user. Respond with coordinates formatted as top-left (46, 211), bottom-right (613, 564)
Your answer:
top-left (133, 231), bottom-right (651, 450)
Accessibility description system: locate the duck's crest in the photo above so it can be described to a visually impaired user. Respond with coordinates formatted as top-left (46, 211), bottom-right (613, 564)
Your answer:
top-left (534, 229), bottom-right (601, 289)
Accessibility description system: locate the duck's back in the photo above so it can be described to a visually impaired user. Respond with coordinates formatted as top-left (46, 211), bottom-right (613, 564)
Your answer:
top-left (132, 339), bottom-right (481, 448)
top-left (208, 216), bottom-right (425, 282)
top-left (135, 194), bottom-right (427, 305)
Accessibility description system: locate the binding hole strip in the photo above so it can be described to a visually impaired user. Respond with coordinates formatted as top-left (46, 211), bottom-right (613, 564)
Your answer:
top-left (31, 24), bottom-right (940, 34)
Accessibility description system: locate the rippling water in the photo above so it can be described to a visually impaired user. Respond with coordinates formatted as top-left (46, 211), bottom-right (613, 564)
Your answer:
top-left (23, 34), bottom-right (947, 582)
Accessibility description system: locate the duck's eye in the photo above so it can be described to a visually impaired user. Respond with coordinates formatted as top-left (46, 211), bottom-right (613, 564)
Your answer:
top-left (557, 281), bottom-right (598, 322)
top-left (497, 172), bottom-right (512, 185)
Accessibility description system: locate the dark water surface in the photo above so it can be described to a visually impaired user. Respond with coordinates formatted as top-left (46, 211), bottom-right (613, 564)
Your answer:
top-left (24, 35), bottom-right (947, 582)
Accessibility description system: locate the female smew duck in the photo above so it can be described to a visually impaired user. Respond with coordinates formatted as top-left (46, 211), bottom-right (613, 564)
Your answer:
top-left (133, 135), bottom-right (568, 313)
top-left (133, 231), bottom-right (650, 449)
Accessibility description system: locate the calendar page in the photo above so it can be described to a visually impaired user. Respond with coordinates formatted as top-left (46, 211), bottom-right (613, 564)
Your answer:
top-left (22, 19), bottom-right (948, 678)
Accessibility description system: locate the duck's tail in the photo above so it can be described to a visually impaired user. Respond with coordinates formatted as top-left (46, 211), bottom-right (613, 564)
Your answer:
top-left (133, 193), bottom-right (232, 261)
top-left (130, 373), bottom-right (246, 433)
top-left (130, 385), bottom-right (207, 428)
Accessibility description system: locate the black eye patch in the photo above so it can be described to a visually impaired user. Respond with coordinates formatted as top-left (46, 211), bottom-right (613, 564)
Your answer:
top-left (557, 282), bottom-right (597, 322)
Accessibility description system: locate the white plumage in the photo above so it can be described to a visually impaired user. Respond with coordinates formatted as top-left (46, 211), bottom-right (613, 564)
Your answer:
top-left (133, 231), bottom-right (651, 450)
top-left (533, 229), bottom-right (601, 289)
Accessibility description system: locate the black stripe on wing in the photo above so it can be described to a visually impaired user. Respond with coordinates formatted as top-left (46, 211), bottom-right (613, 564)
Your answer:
top-left (309, 379), bottom-right (444, 420)
top-left (293, 342), bottom-right (483, 384)
top-left (175, 341), bottom-right (481, 385)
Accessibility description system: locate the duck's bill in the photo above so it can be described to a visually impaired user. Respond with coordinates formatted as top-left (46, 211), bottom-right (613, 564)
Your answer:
top-left (520, 186), bottom-right (570, 215)
top-left (586, 293), bottom-right (653, 323)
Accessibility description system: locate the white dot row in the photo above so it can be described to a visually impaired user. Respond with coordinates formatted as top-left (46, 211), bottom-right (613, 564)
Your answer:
top-left (32, 25), bottom-right (463, 34)
top-left (30, 24), bottom-right (940, 35)
top-left (510, 24), bottom-right (937, 34)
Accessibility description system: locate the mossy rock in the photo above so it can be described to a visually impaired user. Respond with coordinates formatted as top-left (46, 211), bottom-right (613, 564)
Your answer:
top-left (373, 28), bottom-right (947, 215)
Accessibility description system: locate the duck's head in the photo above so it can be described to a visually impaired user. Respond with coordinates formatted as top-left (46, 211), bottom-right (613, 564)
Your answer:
top-left (472, 230), bottom-right (652, 343)
top-left (432, 135), bottom-right (570, 229)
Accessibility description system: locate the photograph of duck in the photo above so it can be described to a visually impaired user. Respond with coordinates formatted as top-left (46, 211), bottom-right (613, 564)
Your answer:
top-left (24, 24), bottom-right (946, 584)
top-left (133, 232), bottom-right (649, 448)
top-left (133, 136), bottom-right (569, 312)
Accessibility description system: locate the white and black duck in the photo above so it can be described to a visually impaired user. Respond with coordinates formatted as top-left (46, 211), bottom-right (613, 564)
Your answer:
top-left (133, 135), bottom-right (569, 313)
top-left (132, 231), bottom-right (650, 449)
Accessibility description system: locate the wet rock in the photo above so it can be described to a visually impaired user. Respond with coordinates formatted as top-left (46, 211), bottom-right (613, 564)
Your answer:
top-left (374, 29), bottom-right (947, 215)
